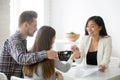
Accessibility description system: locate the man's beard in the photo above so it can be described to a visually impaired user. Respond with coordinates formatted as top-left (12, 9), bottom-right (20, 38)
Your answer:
top-left (27, 30), bottom-right (34, 37)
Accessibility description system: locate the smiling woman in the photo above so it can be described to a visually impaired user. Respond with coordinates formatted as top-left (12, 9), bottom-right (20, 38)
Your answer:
top-left (10, 0), bottom-right (44, 49)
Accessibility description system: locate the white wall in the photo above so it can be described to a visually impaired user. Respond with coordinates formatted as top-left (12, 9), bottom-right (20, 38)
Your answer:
top-left (47, 0), bottom-right (120, 57)
top-left (0, 0), bottom-right (10, 51)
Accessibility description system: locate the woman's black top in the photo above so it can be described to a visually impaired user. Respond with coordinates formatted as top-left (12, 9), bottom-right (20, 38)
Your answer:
top-left (86, 51), bottom-right (97, 65)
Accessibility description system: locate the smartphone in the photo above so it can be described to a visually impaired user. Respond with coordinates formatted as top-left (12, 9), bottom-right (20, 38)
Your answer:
top-left (58, 50), bottom-right (73, 61)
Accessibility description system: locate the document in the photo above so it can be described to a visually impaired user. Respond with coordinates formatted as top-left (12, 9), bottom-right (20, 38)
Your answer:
top-left (75, 66), bottom-right (99, 77)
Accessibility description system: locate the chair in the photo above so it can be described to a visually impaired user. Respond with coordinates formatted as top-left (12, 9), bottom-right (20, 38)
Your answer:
top-left (0, 72), bottom-right (8, 80)
top-left (11, 76), bottom-right (24, 80)
top-left (11, 76), bottom-right (30, 80)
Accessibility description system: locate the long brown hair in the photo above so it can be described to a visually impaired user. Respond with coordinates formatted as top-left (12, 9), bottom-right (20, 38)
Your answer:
top-left (23, 25), bottom-right (56, 79)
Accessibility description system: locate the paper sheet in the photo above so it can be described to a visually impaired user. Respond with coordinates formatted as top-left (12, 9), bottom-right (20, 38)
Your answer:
top-left (75, 67), bottom-right (99, 77)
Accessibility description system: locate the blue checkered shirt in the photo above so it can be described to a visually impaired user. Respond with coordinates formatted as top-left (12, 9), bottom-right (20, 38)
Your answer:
top-left (0, 31), bottom-right (47, 80)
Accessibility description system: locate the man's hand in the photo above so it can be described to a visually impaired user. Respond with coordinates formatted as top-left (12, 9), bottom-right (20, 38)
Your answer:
top-left (47, 50), bottom-right (58, 60)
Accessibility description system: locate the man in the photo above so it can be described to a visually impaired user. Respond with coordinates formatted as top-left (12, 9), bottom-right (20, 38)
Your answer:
top-left (0, 11), bottom-right (58, 80)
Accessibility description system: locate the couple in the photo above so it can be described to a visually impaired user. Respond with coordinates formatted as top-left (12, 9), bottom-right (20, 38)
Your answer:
top-left (0, 11), bottom-right (75, 80)
top-left (0, 10), bottom-right (112, 80)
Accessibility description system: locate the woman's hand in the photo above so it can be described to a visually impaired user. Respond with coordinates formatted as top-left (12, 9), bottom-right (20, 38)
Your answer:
top-left (56, 71), bottom-right (64, 80)
top-left (71, 45), bottom-right (79, 52)
top-left (71, 45), bottom-right (80, 59)
top-left (99, 65), bottom-right (106, 72)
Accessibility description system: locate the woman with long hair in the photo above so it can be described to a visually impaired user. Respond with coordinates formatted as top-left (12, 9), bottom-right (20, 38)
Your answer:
top-left (22, 26), bottom-right (74, 80)
top-left (71, 16), bottom-right (112, 72)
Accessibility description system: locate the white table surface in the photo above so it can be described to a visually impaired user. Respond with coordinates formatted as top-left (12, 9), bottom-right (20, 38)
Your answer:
top-left (61, 57), bottom-right (120, 80)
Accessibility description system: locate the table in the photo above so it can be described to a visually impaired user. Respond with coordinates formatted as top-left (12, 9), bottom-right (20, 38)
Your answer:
top-left (61, 57), bottom-right (120, 80)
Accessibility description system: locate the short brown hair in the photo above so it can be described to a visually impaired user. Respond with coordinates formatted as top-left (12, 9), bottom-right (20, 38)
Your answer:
top-left (18, 11), bottom-right (37, 27)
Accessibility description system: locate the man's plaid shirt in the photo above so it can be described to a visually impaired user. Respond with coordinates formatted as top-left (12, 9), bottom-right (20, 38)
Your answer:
top-left (0, 31), bottom-right (47, 80)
